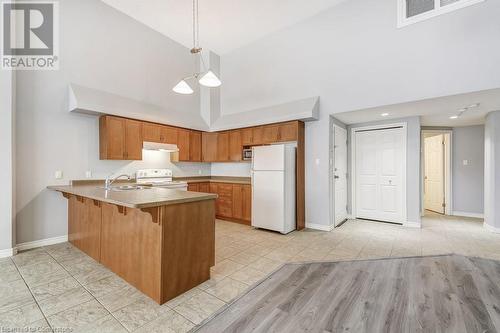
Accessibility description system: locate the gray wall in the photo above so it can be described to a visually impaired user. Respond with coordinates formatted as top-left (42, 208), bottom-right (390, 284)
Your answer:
top-left (484, 112), bottom-right (500, 229)
top-left (347, 117), bottom-right (422, 225)
top-left (0, 71), bottom-right (15, 252)
top-left (219, 0), bottom-right (500, 226)
top-left (15, 0), bottom-right (210, 244)
top-left (452, 125), bottom-right (484, 214)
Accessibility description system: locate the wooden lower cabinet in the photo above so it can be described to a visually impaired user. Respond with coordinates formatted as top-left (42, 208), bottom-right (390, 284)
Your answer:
top-left (189, 182), bottom-right (251, 225)
top-left (65, 194), bottom-right (215, 304)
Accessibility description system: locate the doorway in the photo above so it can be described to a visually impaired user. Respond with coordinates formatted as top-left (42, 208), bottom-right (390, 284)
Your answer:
top-left (351, 124), bottom-right (407, 224)
top-left (421, 130), bottom-right (452, 215)
top-left (333, 124), bottom-right (348, 227)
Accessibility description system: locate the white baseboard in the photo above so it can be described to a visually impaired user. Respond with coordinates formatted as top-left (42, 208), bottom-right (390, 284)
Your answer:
top-left (305, 223), bottom-right (334, 232)
top-left (453, 211), bottom-right (484, 219)
top-left (0, 247), bottom-right (17, 258)
top-left (16, 235), bottom-right (68, 252)
top-left (484, 223), bottom-right (500, 234)
top-left (404, 221), bottom-right (422, 228)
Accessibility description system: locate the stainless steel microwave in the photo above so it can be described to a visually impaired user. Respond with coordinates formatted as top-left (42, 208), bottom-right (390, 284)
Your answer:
top-left (242, 148), bottom-right (252, 160)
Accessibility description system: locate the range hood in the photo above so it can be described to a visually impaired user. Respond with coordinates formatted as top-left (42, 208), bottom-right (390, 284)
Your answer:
top-left (143, 141), bottom-right (179, 152)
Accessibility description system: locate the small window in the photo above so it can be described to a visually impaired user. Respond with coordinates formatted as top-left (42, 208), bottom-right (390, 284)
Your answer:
top-left (398, 0), bottom-right (485, 27)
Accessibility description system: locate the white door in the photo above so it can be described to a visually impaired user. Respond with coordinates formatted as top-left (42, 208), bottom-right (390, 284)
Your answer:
top-left (424, 134), bottom-right (445, 214)
top-left (355, 127), bottom-right (405, 223)
top-left (334, 125), bottom-right (348, 226)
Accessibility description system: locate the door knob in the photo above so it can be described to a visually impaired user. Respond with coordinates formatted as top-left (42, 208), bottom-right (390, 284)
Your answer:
top-left (334, 175), bottom-right (340, 179)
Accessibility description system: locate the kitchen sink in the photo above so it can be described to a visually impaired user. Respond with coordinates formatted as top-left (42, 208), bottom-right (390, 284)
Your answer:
top-left (99, 185), bottom-right (151, 191)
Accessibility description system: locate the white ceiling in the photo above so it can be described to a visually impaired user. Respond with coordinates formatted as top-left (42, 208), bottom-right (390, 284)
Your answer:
top-left (101, 0), bottom-right (345, 55)
top-left (333, 88), bottom-right (500, 127)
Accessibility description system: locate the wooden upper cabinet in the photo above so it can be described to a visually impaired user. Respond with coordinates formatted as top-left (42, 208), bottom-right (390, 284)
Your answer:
top-left (217, 132), bottom-right (230, 162)
top-left (241, 128), bottom-right (253, 146)
top-left (142, 123), bottom-right (162, 143)
top-left (262, 125), bottom-right (280, 143)
top-left (252, 126), bottom-right (264, 145)
top-left (99, 116), bottom-right (142, 160)
top-left (278, 122), bottom-right (298, 142)
top-left (202, 132), bottom-right (218, 162)
top-left (124, 119), bottom-right (143, 160)
top-left (229, 130), bottom-right (242, 161)
top-left (177, 129), bottom-right (190, 161)
top-left (189, 131), bottom-right (202, 162)
top-left (161, 126), bottom-right (178, 144)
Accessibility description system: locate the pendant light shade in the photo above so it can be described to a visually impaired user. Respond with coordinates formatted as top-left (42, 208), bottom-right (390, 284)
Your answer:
top-left (172, 80), bottom-right (194, 95)
top-left (199, 70), bottom-right (222, 88)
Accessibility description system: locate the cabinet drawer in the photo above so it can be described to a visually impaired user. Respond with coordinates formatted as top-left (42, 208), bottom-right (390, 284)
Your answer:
top-left (218, 203), bottom-right (233, 217)
top-left (217, 184), bottom-right (233, 198)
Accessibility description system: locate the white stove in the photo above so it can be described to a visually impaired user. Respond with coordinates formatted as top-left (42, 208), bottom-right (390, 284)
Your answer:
top-left (136, 169), bottom-right (188, 191)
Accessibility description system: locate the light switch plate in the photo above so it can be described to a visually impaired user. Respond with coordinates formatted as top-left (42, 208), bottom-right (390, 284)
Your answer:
top-left (463, 160), bottom-right (469, 166)
top-left (55, 171), bottom-right (63, 179)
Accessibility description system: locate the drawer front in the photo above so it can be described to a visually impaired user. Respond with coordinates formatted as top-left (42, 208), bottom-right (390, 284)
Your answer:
top-left (217, 184), bottom-right (233, 198)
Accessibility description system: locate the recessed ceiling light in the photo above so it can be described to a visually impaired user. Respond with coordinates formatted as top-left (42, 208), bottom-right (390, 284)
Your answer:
top-left (468, 103), bottom-right (480, 108)
top-left (381, 113), bottom-right (389, 117)
top-left (450, 115), bottom-right (458, 119)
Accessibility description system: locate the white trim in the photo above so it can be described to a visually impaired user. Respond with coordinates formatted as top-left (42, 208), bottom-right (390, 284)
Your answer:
top-left (421, 130), bottom-right (453, 216)
top-left (306, 223), bottom-right (335, 232)
top-left (453, 211), bottom-right (484, 219)
top-left (0, 247), bottom-right (17, 258)
top-left (351, 122), bottom-right (408, 225)
top-left (398, 0), bottom-right (485, 28)
top-left (404, 221), bottom-right (422, 228)
top-left (16, 235), bottom-right (68, 252)
top-left (331, 123), bottom-right (348, 228)
top-left (484, 223), bottom-right (500, 233)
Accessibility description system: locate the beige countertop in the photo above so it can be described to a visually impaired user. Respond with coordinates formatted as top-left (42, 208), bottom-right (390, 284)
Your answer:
top-left (47, 184), bottom-right (217, 209)
top-left (176, 176), bottom-right (251, 185)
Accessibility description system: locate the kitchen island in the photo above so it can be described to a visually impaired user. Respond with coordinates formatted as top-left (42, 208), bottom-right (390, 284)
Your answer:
top-left (48, 184), bottom-right (217, 304)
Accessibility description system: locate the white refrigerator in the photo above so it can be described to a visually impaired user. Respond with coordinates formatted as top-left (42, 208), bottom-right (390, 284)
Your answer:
top-left (251, 144), bottom-right (296, 234)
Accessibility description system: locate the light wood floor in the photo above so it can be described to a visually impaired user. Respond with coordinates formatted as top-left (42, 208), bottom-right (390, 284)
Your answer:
top-left (197, 254), bottom-right (500, 333)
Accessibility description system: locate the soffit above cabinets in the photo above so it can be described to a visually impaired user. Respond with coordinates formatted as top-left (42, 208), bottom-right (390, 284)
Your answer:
top-left (68, 84), bottom-right (319, 132)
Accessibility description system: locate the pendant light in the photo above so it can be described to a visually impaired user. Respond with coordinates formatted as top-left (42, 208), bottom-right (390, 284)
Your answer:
top-left (172, 0), bottom-right (221, 94)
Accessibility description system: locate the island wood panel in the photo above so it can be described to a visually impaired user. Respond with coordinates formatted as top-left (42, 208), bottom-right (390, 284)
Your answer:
top-left (189, 131), bottom-right (202, 162)
top-left (161, 199), bottom-right (215, 302)
top-left (68, 196), bottom-right (101, 261)
top-left (100, 203), bottom-right (162, 303)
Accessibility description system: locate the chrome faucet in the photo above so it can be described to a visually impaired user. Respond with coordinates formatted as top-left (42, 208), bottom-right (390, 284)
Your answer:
top-left (104, 174), bottom-right (131, 190)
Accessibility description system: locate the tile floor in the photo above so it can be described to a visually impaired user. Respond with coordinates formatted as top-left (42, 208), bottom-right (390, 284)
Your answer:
top-left (1, 213), bottom-right (498, 332)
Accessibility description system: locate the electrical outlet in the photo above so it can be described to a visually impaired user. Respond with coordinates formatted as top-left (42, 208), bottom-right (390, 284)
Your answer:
top-left (198, 169), bottom-right (202, 175)
top-left (55, 171), bottom-right (63, 179)
top-left (85, 171), bottom-right (92, 178)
